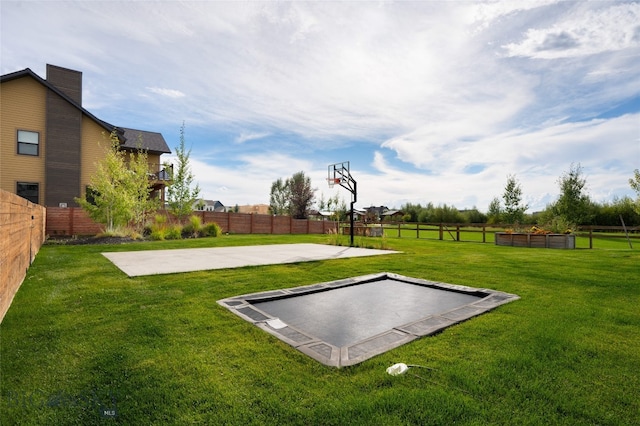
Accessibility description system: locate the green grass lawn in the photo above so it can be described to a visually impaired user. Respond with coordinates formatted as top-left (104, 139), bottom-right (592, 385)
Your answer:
top-left (1, 235), bottom-right (638, 425)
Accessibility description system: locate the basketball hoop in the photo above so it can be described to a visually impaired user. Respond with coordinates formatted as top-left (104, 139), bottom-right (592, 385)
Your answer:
top-left (327, 161), bottom-right (358, 246)
top-left (327, 177), bottom-right (341, 188)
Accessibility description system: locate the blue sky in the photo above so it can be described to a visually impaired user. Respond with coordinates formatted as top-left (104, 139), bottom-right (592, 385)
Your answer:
top-left (2, 1), bottom-right (639, 212)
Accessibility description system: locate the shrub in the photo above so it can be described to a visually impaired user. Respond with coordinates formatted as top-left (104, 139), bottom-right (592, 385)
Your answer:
top-left (326, 227), bottom-right (345, 246)
top-left (182, 215), bottom-right (203, 238)
top-left (150, 229), bottom-right (166, 241)
top-left (149, 214), bottom-right (169, 240)
top-left (166, 225), bottom-right (183, 240)
top-left (202, 222), bottom-right (222, 237)
top-left (96, 227), bottom-right (128, 238)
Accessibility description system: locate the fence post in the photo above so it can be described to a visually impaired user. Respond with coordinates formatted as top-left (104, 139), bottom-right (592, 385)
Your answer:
top-left (439, 223), bottom-right (443, 240)
top-left (482, 226), bottom-right (486, 243)
top-left (589, 227), bottom-right (593, 249)
top-left (456, 225), bottom-right (460, 241)
top-left (69, 207), bottom-right (74, 236)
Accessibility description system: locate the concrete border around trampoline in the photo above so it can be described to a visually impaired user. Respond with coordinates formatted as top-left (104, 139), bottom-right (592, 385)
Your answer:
top-left (217, 272), bottom-right (520, 367)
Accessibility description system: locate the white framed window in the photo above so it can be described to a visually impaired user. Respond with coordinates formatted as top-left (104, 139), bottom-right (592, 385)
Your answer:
top-left (17, 130), bottom-right (39, 156)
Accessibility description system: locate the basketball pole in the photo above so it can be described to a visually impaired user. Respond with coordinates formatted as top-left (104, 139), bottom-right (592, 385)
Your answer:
top-left (349, 180), bottom-right (357, 247)
top-left (328, 162), bottom-right (357, 247)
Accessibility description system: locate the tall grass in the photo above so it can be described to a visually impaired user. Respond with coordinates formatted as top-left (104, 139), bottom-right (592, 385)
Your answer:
top-left (1, 234), bottom-right (638, 425)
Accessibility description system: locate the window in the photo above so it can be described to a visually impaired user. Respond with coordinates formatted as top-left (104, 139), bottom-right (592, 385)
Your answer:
top-left (17, 182), bottom-right (39, 204)
top-left (17, 130), bottom-right (39, 156)
top-left (86, 186), bottom-right (99, 205)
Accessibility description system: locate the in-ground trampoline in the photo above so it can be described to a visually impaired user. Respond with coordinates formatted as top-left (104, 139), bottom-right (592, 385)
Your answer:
top-left (218, 272), bottom-right (519, 367)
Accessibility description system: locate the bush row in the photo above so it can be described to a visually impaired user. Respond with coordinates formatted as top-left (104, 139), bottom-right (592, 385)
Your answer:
top-left (146, 214), bottom-right (222, 241)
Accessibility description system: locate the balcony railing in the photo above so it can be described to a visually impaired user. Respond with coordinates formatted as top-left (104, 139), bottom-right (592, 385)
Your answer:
top-left (148, 164), bottom-right (173, 182)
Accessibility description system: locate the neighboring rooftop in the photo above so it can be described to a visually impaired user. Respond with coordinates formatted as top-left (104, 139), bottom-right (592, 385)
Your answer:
top-left (121, 128), bottom-right (171, 155)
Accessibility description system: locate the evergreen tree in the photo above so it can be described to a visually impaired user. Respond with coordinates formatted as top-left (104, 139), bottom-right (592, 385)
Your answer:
top-left (166, 123), bottom-right (200, 221)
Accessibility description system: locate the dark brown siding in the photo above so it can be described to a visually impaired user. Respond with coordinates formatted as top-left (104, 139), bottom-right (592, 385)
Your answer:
top-left (46, 64), bottom-right (82, 104)
top-left (45, 89), bottom-right (82, 206)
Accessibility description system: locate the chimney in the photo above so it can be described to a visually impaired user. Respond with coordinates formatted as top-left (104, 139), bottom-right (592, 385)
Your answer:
top-left (46, 64), bottom-right (82, 105)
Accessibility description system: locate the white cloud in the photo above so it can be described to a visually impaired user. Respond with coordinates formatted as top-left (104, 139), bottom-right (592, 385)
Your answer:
top-left (235, 132), bottom-right (270, 144)
top-left (502, 3), bottom-right (640, 58)
top-left (147, 87), bottom-right (186, 98)
top-left (2, 1), bottom-right (638, 213)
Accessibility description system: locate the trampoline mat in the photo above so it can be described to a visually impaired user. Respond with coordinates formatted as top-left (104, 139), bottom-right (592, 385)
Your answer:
top-left (253, 279), bottom-right (482, 347)
top-left (217, 272), bottom-right (519, 367)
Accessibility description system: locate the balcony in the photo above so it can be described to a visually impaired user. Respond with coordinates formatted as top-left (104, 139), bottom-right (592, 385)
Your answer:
top-left (148, 164), bottom-right (172, 202)
top-left (148, 164), bottom-right (173, 183)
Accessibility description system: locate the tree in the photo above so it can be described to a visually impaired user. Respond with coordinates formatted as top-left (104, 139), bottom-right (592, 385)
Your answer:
top-left (400, 202), bottom-right (423, 222)
top-left (502, 175), bottom-right (528, 224)
top-left (487, 197), bottom-right (503, 224)
top-left (269, 171), bottom-right (316, 219)
top-left (332, 198), bottom-right (348, 221)
top-left (461, 207), bottom-right (487, 224)
top-left (76, 130), bottom-right (155, 234)
top-left (166, 123), bottom-right (200, 221)
top-left (287, 171), bottom-right (316, 219)
top-left (552, 163), bottom-right (593, 226)
top-left (630, 169), bottom-right (640, 215)
top-left (269, 178), bottom-right (289, 215)
top-left (316, 192), bottom-right (345, 221)
top-left (126, 136), bottom-right (160, 231)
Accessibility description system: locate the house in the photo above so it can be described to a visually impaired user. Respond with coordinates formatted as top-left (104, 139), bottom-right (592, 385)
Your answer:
top-left (0, 64), bottom-right (171, 207)
top-left (194, 199), bottom-right (225, 212)
top-left (381, 210), bottom-right (404, 221)
top-left (237, 204), bottom-right (270, 215)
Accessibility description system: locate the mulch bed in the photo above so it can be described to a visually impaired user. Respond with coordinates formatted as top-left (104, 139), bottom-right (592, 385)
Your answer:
top-left (45, 236), bottom-right (138, 245)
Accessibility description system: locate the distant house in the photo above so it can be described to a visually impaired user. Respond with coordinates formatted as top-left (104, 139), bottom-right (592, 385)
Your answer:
top-left (194, 199), bottom-right (225, 212)
top-left (237, 204), bottom-right (270, 215)
top-left (360, 206), bottom-right (404, 222)
top-left (310, 210), bottom-right (335, 220)
top-left (363, 206), bottom-right (389, 222)
top-left (381, 210), bottom-right (404, 221)
top-left (0, 64), bottom-right (171, 207)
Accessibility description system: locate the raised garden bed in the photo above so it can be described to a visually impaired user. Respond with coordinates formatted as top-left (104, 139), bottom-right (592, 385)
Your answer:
top-left (495, 232), bottom-right (575, 249)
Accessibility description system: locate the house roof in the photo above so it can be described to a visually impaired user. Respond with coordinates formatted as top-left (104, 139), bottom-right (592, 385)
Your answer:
top-left (1, 67), bottom-right (169, 154)
top-left (121, 128), bottom-right (171, 155)
top-left (1, 67), bottom-right (118, 135)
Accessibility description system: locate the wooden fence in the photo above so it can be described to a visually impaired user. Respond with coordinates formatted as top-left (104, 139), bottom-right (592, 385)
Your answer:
top-left (44, 207), bottom-right (639, 248)
top-left (366, 222), bottom-right (640, 248)
top-left (0, 190), bottom-right (46, 322)
top-left (45, 207), bottom-right (338, 236)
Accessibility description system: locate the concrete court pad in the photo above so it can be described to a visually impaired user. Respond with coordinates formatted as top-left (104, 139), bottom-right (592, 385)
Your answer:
top-left (102, 243), bottom-right (400, 277)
